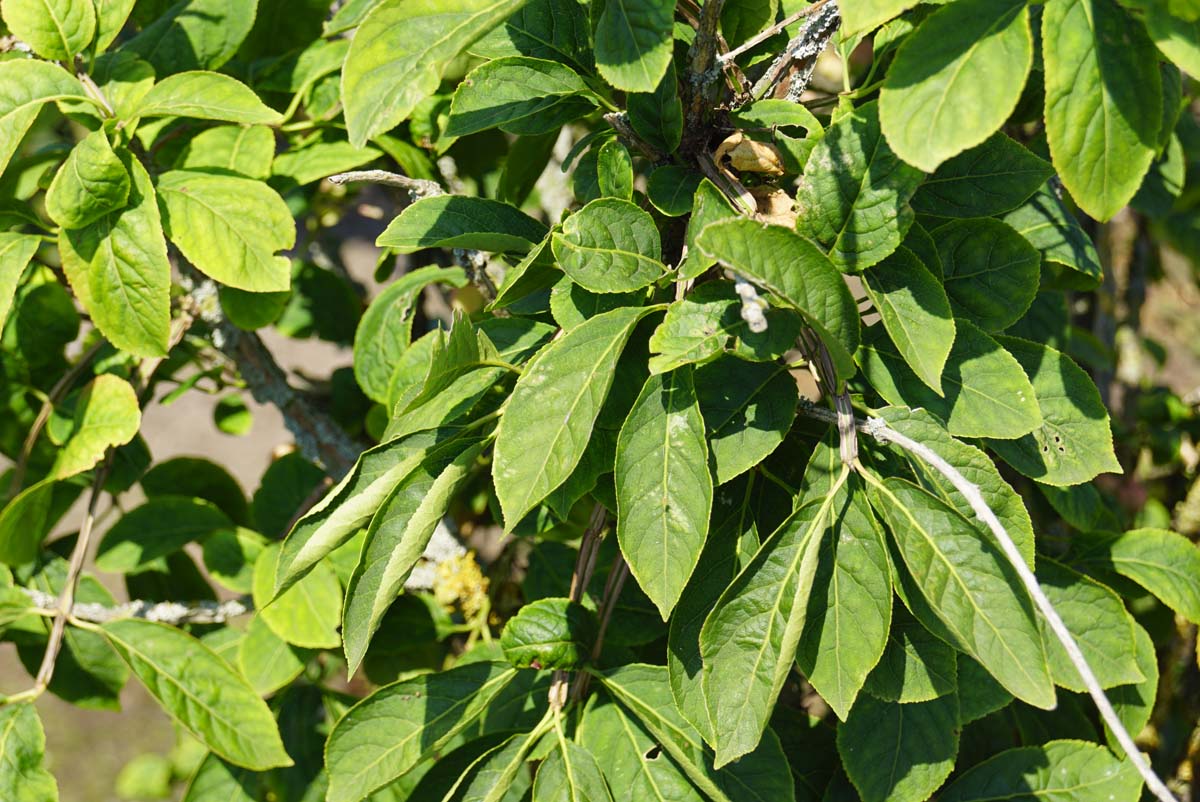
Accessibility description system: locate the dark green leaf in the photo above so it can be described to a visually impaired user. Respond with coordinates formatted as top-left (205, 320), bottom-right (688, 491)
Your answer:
top-left (447, 56), bottom-right (597, 137)
top-left (911, 133), bottom-right (1053, 218)
top-left (96, 496), bottom-right (232, 573)
top-left (0, 703), bottom-right (57, 802)
top-left (695, 357), bottom-right (798, 484)
top-left (552, 198), bottom-right (664, 292)
top-left (937, 740), bottom-right (1142, 802)
top-left (593, 0), bottom-right (674, 92)
top-left (934, 218), bottom-right (1040, 332)
top-left (500, 597), bottom-right (598, 669)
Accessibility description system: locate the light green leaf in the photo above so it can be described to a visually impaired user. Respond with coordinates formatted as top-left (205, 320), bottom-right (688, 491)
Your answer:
top-left (1104, 621), bottom-right (1158, 751)
top-left (533, 740), bottom-right (614, 802)
top-left (595, 664), bottom-right (795, 802)
top-left (937, 740), bottom-right (1143, 802)
top-left (51, 374), bottom-right (140, 479)
top-left (987, 336), bottom-right (1121, 485)
top-left (1, 0), bottom-right (95, 60)
top-left (1074, 528), bottom-right (1200, 624)
top-left (0, 703), bottom-right (57, 802)
top-left (696, 217), bottom-right (860, 381)
top-left (836, 692), bottom-right (959, 802)
top-left (96, 496), bottom-right (232, 572)
top-left (134, 71), bottom-right (282, 124)
top-left (593, 0), bottom-right (674, 92)
top-left (597, 139), bottom-right (633, 200)
top-left (446, 56), bottom-right (597, 137)
top-left (0, 60), bottom-right (88, 177)
top-left (628, 59), bottom-right (683, 154)
top-left (797, 447), bottom-right (892, 720)
top-left (237, 614), bottom-right (309, 695)
top-left (578, 697), bottom-right (705, 802)
top-left (448, 729), bottom-right (539, 802)
top-left (493, 305), bottom-right (655, 527)
top-left (1141, 0), bottom-right (1200, 76)
top-left (552, 198), bottom-right (664, 293)
top-left (796, 100), bottom-right (925, 271)
top-left (911, 133), bottom-right (1054, 218)
top-left (156, 169), bottom-right (294, 292)
top-left (272, 141), bottom-right (381, 186)
top-left (1001, 182), bottom-right (1103, 282)
top-left (92, 0), bottom-right (134, 51)
top-left (1043, 0), bottom-right (1162, 220)
top-left (500, 597), bottom-right (598, 669)
top-left (699, 494), bottom-right (839, 766)
top-left (861, 246), bottom-right (955, 395)
top-left (856, 319), bottom-right (1042, 439)
top-left (124, 0), bottom-right (258, 74)
top-left (273, 429), bottom-right (449, 595)
top-left (341, 0), bottom-right (527, 146)
top-left (378, 195), bottom-right (547, 255)
top-left (615, 368), bottom-right (712, 618)
top-left (694, 357), bottom-right (798, 484)
top-left (879, 0), bottom-right (1032, 172)
top-left (175, 125), bottom-right (276, 179)
top-left (934, 218), bottom-right (1040, 332)
top-left (59, 152), bottom-right (171, 357)
top-left (101, 618), bottom-right (292, 771)
top-left (0, 233), bottom-right (39, 331)
top-left (45, 130), bottom-right (130, 230)
top-left (841, 0), bottom-right (918, 36)
top-left (868, 477), bottom-right (1056, 709)
top-left (253, 542), bottom-right (342, 649)
top-left (875, 406), bottom-right (1036, 568)
top-left (354, 266), bottom-right (468, 403)
top-left (862, 606), bottom-right (958, 703)
top-left (324, 661), bottom-right (518, 802)
top-left (342, 438), bottom-right (484, 672)
top-left (1037, 559), bottom-right (1143, 691)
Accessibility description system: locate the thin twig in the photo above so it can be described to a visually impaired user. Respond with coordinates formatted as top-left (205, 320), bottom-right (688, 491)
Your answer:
top-left (550, 503), bottom-right (609, 710)
top-left (799, 402), bottom-right (1179, 802)
top-left (719, 0), bottom-right (835, 65)
top-left (603, 112), bottom-right (664, 162)
top-left (328, 169), bottom-right (444, 199)
top-left (751, 1), bottom-right (842, 101)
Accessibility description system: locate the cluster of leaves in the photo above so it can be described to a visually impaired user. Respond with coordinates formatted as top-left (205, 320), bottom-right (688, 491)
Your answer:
top-left (1, 0), bottom-right (1200, 801)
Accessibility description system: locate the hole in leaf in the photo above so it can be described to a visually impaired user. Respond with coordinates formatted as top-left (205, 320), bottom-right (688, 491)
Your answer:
top-left (644, 745), bottom-right (662, 761)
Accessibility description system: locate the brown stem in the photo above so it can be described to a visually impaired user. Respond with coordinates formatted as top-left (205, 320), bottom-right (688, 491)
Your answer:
top-left (719, 0), bottom-right (834, 66)
top-left (683, 0), bottom-right (729, 147)
top-left (603, 112), bottom-right (664, 162)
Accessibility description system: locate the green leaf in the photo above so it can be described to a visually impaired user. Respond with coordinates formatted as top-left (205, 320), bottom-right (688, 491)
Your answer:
top-left (1037, 559), bottom-right (1143, 691)
top-left (937, 739), bottom-right (1143, 802)
top-left (201, 527), bottom-right (263, 592)
top-left (175, 125), bottom-right (276, 179)
top-left (875, 406), bottom-right (1036, 568)
top-left (879, 0), bottom-right (1033, 172)
top-left (1140, 0), bottom-right (1200, 76)
top-left (0, 479), bottom-right (59, 566)
top-left (0, 233), bottom-right (39, 331)
top-left (493, 305), bottom-right (655, 527)
top-left (615, 368), bottom-right (712, 618)
top-left (699, 492), bottom-right (841, 766)
top-left (0, 60), bottom-right (88, 177)
top-left (934, 218), bottom-right (1040, 332)
top-left (696, 218), bottom-right (860, 381)
top-left (378, 195), bottom-right (548, 254)
top-left (253, 542), bottom-right (342, 649)
top-left (841, 0), bottom-right (918, 37)
top-left (354, 266), bottom-right (468, 403)
top-left (500, 597), bottom-right (598, 669)
top-left (96, 496), bottom-right (232, 572)
top-left (856, 319), bottom-right (1042, 439)
top-left (534, 740), bottom-right (614, 802)
top-left (797, 452), bottom-right (892, 720)
top-left (552, 198), bottom-right (664, 293)
top-left (45, 130), bottom-right (130, 229)
top-left (796, 100), bottom-right (925, 271)
top-left (1, 0), bottom-right (95, 60)
top-left (680, 179), bottom-right (738, 280)
top-left (134, 71), bottom-right (282, 124)
top-left (447, 729), bottom-right (539, 802)
top-left (342, 438), bottom-right (484, 672)
top-left (868, 477), bottom-right (1056, 709)
top-left (340, 0), bottom-right (527, 146)
top-left (446, 56), bottom-right (597, 137)
top-left (59, 151), bottom-right (171, 357)
top-left (1043, 0), bottom-right (1162, 220)
top-left (836, 692), bottom-right (959, 802)
top-left (578, 697), bottom-right (705, 802)
top-left (324, 661), bottom-right (519, 802)
top-left (862, 606), bottom-right (958, 703)
top-left (51, 374), bottom-right (140, 479)
top-left (1074, 528), bottom-right (1200, 624)
top-left (986, 336), bottom-right (1120, 485)
top-left (593, 0), bottom-right (674, 92)
top-left (694, 357), bottom-right (798, 484)
top-left (911, 133), bottom-right (1054, 218)
top-left (0, 703), bottom-right (57, 802)
top-left (628, 59), bottom-right (683, 154)
top-left (93, 0), bottom-right (135, 51)
top-left (101, 618), bottom-right (292, 771)
top-left (597, 139), bottom-right (634, 200)
top-left (182, 754), bottom-right (261, 802)
top-left (237, 614), bottom-right (310, 695)
top-left (156, 169), bottom-right (294, 292)
top-left (861, 246), bottom-right (955, 394)
top-left (468, 0), bottom-right (592, 70)
top-left (594, 664), bottom-right (795, 802)
top-left (1104, 620), bottom-right (1158, 751)
top-left (646, 165), bottom-right (702, 216)
top-left (1000, 183), bottom-right (1103, 283)
top-left (124, 0), bottom-right (258, 74)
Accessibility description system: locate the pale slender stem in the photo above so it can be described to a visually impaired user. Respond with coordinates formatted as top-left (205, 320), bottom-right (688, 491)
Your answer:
top-left (800, 402), bottom-right (1178, 802)
top-left (21, 588), bottom-right (251, 625)
top-left (327, 170), bottom-right (443, 198)
top-left (718, 0), bottom-right (834, 64)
